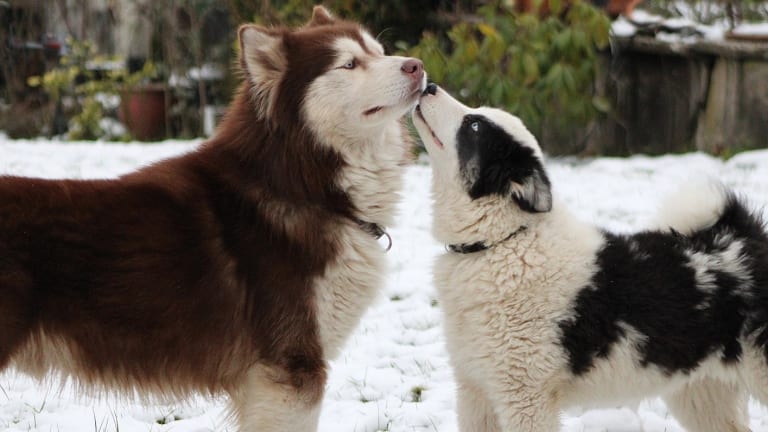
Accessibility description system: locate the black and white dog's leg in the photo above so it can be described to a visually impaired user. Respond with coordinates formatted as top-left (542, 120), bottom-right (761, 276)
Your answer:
top-left (493, 385), bottom-right (561, 432)
top-left (455, 372), bottom-right (502, 432)
top-left (663, 378), bottom-right (750, 432)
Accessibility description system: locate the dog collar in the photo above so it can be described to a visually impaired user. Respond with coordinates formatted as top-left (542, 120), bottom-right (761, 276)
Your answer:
top-left (447, 225), bottom-right (528, 254)
top-left (354, 218), bottom-right (392, 251)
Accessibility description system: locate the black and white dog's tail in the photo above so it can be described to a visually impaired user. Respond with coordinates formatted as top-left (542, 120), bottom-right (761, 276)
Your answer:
top-left (649, 177), bottom-right (768, 356)
top-left (653, 178), bottom-right (765, 238)
top-left (662, 178), bottom-right (768, 361)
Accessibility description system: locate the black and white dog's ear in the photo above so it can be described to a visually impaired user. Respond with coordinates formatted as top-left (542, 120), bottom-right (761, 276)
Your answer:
top-left (510, 165), bottom-right (552, 213)
top-left (466, 155), bottom-right (553, 213)
top-left (458, 113), bottom-right (553, 213)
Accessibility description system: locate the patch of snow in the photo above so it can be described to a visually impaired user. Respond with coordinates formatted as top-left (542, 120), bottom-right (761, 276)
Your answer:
top-left (699, 24), bottom-right (726, 40)
top-left (99, 117), bottom-right (127, 138)
top-left (1, 138), bottom-right (768, 431)
top-left (611, 17), bottom-right (637, 37)
top-left (612, 6), bottom-right (765, 42)
top-left (655, 31), bottom-right (697, 44)
top-left (731, 22), bottom-right (768, 36)
top-left (662, 17), bottom-right (698, 29)
top-left (628, 9), bottom-right (664, 25)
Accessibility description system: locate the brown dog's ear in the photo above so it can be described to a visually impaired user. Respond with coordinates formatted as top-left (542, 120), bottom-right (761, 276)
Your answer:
top-left (307, 5), bottom-right (335, 26)
top-left (238, 24), bottom-right (286, 118)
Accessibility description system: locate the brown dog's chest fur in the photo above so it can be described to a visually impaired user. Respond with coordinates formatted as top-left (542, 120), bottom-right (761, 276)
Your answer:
top-left (0, 89), bottom-right (350, 398)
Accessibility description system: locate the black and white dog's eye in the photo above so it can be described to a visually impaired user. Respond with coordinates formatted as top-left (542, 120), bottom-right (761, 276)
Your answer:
top-left (342, 59), bottom-right (356, 69)
top-left (471, 122), bottom-right (480, 132)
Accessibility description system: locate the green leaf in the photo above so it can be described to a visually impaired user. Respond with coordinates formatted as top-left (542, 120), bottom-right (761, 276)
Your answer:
top-left (27, 76), bottom-right (42, 87)
top-left (394, 41), bottom-right (410, 52)
top-left (399, 3), bottom-right (608, 150)
top-left (553, 30), bottom-right (572, 53)
top-left (562, 67), bottom-right (576, 92)
top-left (490, 81), bottom-right (504, 105)
top-left (522, 53), bottom-right (539, 86)
top-left (573, 30), bottom-right (589, 53)
top-left (592, 95), bottom-right (611, 113)
top-left (477, 23), bottom-right (499, 39)
top-left (545, 63), bottom-right (563, 88)
top-left (549, 0), bottom-right (563, 16)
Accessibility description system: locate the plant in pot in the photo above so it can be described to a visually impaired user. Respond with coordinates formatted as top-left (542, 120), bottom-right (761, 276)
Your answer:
top-left (118, 61), bottom-right (167, 141)
top-left (29, 38), bottom-right (165, 141)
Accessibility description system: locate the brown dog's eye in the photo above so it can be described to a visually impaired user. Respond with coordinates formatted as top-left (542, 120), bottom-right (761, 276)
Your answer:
top-left (342, 59), bottom-right (356, 70)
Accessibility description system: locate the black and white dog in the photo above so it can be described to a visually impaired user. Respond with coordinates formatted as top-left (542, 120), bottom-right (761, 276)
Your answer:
top-left (413, 85), bottom-right (768, 432)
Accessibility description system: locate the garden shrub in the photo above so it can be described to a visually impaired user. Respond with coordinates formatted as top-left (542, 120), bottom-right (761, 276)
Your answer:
top-left (404, 1), bottom-right (611, 154)
top-left (28, 39), bottom-right (158, 141)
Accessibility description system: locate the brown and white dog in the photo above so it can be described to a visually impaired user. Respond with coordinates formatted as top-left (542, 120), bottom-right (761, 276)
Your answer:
top-left (0, 6), bottom-right (425, 431)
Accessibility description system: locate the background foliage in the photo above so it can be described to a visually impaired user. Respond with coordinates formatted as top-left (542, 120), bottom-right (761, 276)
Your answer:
top-left (29, 39), bottom-right (158, 140)
top-left (13, 0), bottom-right (765, 150)
top-left (405, 1), bottom-right (611, 148)
top-left (0, 0), bottom-right (614, 145)
top-left (229, 0), bottom-right (611, 152)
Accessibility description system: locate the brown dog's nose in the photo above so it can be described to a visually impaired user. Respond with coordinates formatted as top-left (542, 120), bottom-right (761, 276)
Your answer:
top-left (401, 58), bottom-right (424, 78)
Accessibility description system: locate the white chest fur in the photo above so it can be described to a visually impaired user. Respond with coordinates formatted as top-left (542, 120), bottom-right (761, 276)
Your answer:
top-left (313, 225), bottom-right (386, 360)
top-left (314, 123), bottom-right (409, 359)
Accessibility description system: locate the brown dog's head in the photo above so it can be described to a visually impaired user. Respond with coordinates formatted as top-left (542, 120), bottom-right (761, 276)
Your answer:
top-left (237, 6), bottom-right (427, 145)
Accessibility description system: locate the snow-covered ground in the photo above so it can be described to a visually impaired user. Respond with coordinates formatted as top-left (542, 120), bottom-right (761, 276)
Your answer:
top-left (2, 138), bottom-right (768, 431)
top-left (612, 8), bottom-right (768, 41)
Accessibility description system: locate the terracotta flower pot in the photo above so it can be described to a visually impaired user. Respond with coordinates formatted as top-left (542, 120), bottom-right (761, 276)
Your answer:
top-left (119, 84), bottom-right (167, 141)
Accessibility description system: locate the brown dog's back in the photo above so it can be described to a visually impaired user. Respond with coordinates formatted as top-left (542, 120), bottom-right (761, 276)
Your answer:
top-left (0, 162), bottom-right (245, 394)
top-left (0, 138), bottom-right (331, 399)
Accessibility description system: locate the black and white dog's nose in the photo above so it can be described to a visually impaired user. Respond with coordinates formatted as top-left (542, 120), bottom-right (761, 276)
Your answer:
top-left (423, 82), bottom-right (438, 96)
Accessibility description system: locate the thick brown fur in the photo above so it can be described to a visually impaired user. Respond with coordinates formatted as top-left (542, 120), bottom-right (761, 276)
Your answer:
top-left (1, 80), bottom-right (335, 402)
top-left (0, 5), bottom-right (423, 430)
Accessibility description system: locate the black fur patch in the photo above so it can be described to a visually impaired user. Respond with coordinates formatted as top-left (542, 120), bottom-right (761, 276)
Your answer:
top-left (456, 114), bottom-right (550, 212)
top-left (559, 194), bottom-right (768, 376)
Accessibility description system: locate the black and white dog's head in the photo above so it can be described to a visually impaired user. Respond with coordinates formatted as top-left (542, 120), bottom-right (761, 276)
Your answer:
top-left (412, 86), bottom-right (553, 245)
top-left (414, 86), bottom-right (551, 215)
